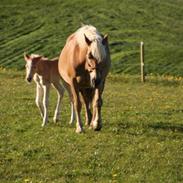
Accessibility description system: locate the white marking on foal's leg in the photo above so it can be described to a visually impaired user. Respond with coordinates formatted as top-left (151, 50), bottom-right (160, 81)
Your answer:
top-left (42, 84), bottom-right (50, 127)
top-left (35, 84), bottom-right (44, 118)
top-left (53, 82), bottom-right (64, 123)
top-left (69, 102), bottom-right (75, 125)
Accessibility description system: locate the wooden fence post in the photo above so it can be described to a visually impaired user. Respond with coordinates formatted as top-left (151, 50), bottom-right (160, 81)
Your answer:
top-left (140, 41), bottom-right (145, 82)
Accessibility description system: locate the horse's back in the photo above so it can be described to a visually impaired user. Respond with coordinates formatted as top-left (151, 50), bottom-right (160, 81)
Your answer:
top-left (58, 34), bottom-right (84, 84)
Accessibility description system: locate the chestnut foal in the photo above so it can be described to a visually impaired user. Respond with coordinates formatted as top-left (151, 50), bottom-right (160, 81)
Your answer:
top-left (24, 53), bottom-right (75, 127)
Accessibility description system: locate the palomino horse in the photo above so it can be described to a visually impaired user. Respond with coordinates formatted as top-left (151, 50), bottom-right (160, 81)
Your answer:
top-left (24, 53), bottom-right (75, 127)
top-left (58, 25), bottom-right (111, 133)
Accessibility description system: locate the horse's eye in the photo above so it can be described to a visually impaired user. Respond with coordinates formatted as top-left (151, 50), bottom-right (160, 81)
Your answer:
top-left (88, 63), bottom-right (92, 68)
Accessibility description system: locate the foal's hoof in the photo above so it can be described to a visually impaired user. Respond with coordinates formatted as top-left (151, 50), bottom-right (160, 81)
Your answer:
top-left (41, 121), bottom-right (48, 127)
top-left (75, 127), bottom-right (84, 133)
top-left (69, 120), bottom-right (74, 125)
top-left (41, 123), bottom-right (46, 127)
top-left (53, 118), bottom-right (59, 123)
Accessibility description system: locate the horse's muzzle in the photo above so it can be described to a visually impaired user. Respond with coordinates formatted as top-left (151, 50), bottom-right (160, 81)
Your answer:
top-left (26, 77), bottom-right (32, 83)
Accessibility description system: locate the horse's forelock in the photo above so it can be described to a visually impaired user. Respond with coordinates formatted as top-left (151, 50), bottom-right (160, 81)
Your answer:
top-left (90, 39), bottom-right (106, 63)
top-left (75, 25), bottom-right (106, 63)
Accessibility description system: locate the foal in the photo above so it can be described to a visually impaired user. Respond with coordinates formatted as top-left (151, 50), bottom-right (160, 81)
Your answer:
top-left (24, 53), bottom-right (75, 127)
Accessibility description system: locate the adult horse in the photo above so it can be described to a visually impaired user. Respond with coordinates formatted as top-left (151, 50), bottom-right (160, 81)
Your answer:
top-left (58, 25), bottom-right (111, 133)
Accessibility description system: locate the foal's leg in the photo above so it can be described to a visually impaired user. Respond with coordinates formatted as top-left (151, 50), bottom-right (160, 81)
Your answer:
top-left (63, 82), bottom-right (75, 125)
top-left (80, 89), bottom-right (93, 126)
top-left (42, 84), bottom-right (50, 127)
top-left (52, 82), bottom-right (65, 123)
top-left (35, 83), bottom-right (44, 118)
top-left (70, 79), bottom-right (83, 133)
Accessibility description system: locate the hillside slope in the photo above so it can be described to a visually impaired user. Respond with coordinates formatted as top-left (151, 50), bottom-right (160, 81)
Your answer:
top-left (0, 0), bottom-right (183, 76)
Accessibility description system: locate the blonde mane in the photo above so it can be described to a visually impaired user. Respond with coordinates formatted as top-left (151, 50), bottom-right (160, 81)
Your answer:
top-left (30, 54), bottom-right (41, 58)
top-left (75, 25), bottom-right (106, 63)
top-left (30, 54), bottom-right (48, 61)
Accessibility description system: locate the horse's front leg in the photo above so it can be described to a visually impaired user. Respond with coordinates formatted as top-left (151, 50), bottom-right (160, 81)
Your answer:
top-left (52, 82), bottom-right (65, 123)
top-left (35, 83), bottom-right (44, 118)
top-left (71, 79), bottom-right (83, 133)
top-left (42, 84), bottom-right (50, 127)
top-left (90, 88), bottom-right (103, 131)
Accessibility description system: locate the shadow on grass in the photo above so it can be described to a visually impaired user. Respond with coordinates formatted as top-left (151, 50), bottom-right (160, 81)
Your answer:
top-left (148, 122), bottom-right (183, 133)
top-left (107, 120), bottom-right (183, 136)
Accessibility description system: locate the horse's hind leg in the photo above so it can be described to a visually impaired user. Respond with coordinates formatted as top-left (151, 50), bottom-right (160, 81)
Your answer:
top-left (35, 84), bottom-right (44, 118)
top-left (52, 82), bottom-right (65, 123)
top-left (69, 102), bottom-right (75, 125)
top-left (70, 79), bottom-right (83, 133)
top-left (80, 89), bottom-right (93, 126)
top-left (42, 84), bottom-right (50, 127)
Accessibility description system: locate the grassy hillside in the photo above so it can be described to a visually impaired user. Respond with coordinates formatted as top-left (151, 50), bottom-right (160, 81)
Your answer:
top-left (0, 69), bottom-right (183, 182)
top-left (0, 0), bottom-right (183, 76)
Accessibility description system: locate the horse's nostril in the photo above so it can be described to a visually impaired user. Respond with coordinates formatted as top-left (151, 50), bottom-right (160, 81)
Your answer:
top-left (26, 77), bottom-right (32, 82)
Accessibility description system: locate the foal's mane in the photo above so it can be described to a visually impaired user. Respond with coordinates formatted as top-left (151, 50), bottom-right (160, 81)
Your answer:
top-left (75, 25), bottom-right (106, 63)
top-left (30, 54), bottom-right (49, 61)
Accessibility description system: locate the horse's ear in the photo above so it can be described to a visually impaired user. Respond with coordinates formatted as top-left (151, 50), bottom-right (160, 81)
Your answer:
top-left (102, 34), bottom-right (108, 45)
top-left (24, 52), bottom-right (30, 61)
top-left (84, 34), bottom-right (92, 46)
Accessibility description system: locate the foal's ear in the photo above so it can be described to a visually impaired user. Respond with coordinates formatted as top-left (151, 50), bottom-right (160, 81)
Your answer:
top-left (84, 34), bottom-right (92, 46)
top-left (102, 34), bottom-right (108, 45)
top-left (24, 52), bottom-right (30, 61)
top-left (80, 22), bottom-right (85, 27)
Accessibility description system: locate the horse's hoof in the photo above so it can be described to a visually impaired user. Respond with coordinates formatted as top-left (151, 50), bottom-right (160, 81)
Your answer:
top-left (93, 126), bottom-right (102, 131)
top-left (90, 122), bottom-right (102, 131)
top-left (75, 127), bottom-right (84, 133)
top-left (85, 122), bottom-right (90, 127)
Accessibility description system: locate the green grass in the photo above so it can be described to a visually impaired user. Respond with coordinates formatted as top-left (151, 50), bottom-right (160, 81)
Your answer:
top-left (0, 0), bottom-right (183, 76)
top-left (1, 1), bottom-right (183, 182)
top-left (0, 68), bottom-right (183, 182)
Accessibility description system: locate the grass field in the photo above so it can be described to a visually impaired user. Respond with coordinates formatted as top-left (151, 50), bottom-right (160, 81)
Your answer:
top-left (0, 0), bottom-right (183, 76)
top-left (0, 69), bottom-right (183, 182)
top-left (1, 0), bottom-right (183, 182)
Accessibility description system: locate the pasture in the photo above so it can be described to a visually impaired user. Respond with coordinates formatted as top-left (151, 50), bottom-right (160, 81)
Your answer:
top-left (1, 0), bottom-right (183, 182)
top-left (0, 68), bottom-right (183, 182)
top-left (0, 0), bottom-right (183, 76)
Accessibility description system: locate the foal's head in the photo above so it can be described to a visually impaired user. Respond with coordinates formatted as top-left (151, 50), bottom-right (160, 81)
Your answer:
top-left (24, 53), bottom-right (42, 83)
top-left (84, 34), bottom-right (108, 88)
